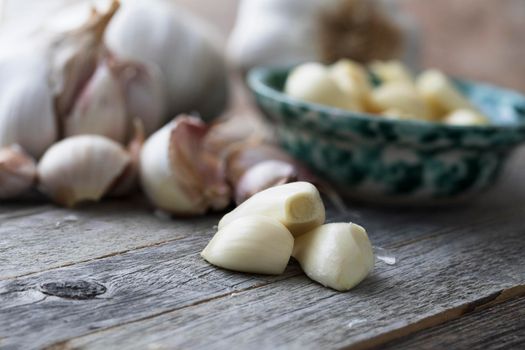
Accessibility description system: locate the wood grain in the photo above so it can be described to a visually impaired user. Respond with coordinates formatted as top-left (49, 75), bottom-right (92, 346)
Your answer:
top-left (380, 296), bottom-right (525, 350)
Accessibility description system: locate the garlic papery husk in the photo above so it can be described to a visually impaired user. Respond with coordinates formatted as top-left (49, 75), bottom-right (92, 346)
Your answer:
top-left (105, 0), bottom-right (229, 121)
top-left (235, 160), bottom-right (297, 205)
top-left (293, 223), bottom-right (375, 291)
top-left (38, 135), bottom-right (131, 207)
top-left (219, 182), bottom-right (325, 237)
top-left (228, 0), bottom-right (402, 71)
top-left (50, 1), bottom-right (120, 121)
top-left (201, 215), bottom-right (294, 275)
top-left (139, 115), bottom-right (231, 216)
top-left (0, 145), bottom-right (37, 199)
top-left (63, 55), bottom-right (128, 143)
top-left (112, 60), bottom-right (166, 136)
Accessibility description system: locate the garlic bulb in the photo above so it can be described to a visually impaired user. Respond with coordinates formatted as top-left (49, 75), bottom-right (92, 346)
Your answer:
top-left (293, 223), bottom-right (375, 291)
top-left (38, 135), bottom-right (131, 207)
top-left (139, 115), bottom-right (231, 216)
top-left (105, 0), bottom-right (229, 121)
top-left (0, 145), bottom-right (37, 199)
top-left (64, 56), bottom-right (128, 143)
top-left (201, 215), bottom-right (294, 275)
top-left (228, 0), bottom-right (402, 71)
top-left (219, 182), bottom-right (325, 237)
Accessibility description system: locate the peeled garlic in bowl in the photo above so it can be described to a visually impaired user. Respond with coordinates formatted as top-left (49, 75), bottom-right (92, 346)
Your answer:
top-left (201, 215), bottom-right (294, 275)
top-left (38, 135), bottom-right (131, 207)
top-left (293, 223), bottom-right (375, 291)
top-left (219, 182), bottom-right (325, 237)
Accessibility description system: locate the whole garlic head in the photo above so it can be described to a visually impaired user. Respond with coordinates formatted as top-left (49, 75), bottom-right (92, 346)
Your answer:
top-left (139, 115), bottom-right (231, 216)
top-left (293, 223), bottom-right (375, 291)
top-left (0, 145), bottom-right (37, 199)
top-left (38, 135), bottom-right (131, 207)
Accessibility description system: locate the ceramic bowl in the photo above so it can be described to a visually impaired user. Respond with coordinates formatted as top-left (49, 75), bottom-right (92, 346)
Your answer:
top-left (247, 67), bottom-right (525, 203)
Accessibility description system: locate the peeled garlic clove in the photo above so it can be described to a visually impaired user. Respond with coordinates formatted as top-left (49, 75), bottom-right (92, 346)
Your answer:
top-left (50, 1), bottom-right (120, 120)
top-left (369, 60), bottom-right (413, 84)
top-left (443, 109), bottom-right (490, 126)
top-left (329, 59), bottom-right (371, 109)
top-left (219, 181), bottom-right (325, 237)
top-left (112, 60), bottom-right (166, 136)
top-left (416, 69), bottom-right (477, 118)
top-left (285, 63), bottom-right (361, 112)
top-left (63, 56), bottom-right (128, 143)
top-left (202, 215), bottom-right (294, 275)
top-left (38, 135), bottom-right (130, 207)
top-left (372, 82), bottom-right (430, 120)
top-left (0, 145), bottom-right (37, 199)
top-left (105, 0), bottom-right (228, 121)
top-left (235, 160), bottom-right (297, 205)
top-left (293, 223), bottom-right (375, 291)
top-left (140, 116), bottom-right (231, 216)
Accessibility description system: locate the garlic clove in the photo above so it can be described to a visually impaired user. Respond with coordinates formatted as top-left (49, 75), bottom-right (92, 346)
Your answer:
top-left (0, 145), bottom-right (37, 199)
top-left (201, 215), bottom-right (294, 275)
top-left (371, 82), bottom-right (431, 120)
top-left (38, 135), bottom-right (130, 207)
top-left (329, 59), bottom-right (371, 109)
top-left (219, 181), bottom-right (325, 237)
top-left (416, 69), bottom-right (477, 119)
top-left (139, 115), bottom-right (231, 216)
top-left (63, 56), bottom-right (128, 144)
top-left (50, 1), bottom-right (119, 120)
top-left (443, 109), bottom-right (490, 127)
top-left (112, 60), bottom-right (167, 136)
top-left (369, 60), bottom-right (413, 84)
top-left (293, 222), bottom-right (375, 291)
top-left (285, 63), bottom-right (361, 112)
top-left (235, 160), bottom-right (297, 205)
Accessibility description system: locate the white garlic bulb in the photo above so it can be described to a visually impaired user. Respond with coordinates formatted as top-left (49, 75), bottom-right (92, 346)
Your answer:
top-left (64, 57), bottom-right (128, 143)
top-left (201, 215), bottom-right (295, 275)
top-left (139, 115), bottom-right (231, 216)
top-left (105, 0), bottom-right (229, 121)
top-left (0, 145), bottom-right (37, 199)
top-left (38, 135), bottom-right (131, 207)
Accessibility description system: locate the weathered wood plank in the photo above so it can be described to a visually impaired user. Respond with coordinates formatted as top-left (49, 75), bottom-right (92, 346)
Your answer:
top-left (379, 296), bottom-right (525, 350)
top-left (47, 222), bottom-right (525, 350)
top-left (0, 202), bottom-right (523, 350)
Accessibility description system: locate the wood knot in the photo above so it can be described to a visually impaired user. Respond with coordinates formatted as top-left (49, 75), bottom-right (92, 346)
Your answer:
top-left (39, 280), bottom-right (107, 300)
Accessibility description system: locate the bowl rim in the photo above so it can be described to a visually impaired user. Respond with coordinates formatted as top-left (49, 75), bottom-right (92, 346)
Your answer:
top-left (247, 66), bottom-right (525, 133)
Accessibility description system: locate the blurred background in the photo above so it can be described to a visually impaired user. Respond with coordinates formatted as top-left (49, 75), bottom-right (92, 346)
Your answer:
top-left (1, 0), bottom-right (524, 92)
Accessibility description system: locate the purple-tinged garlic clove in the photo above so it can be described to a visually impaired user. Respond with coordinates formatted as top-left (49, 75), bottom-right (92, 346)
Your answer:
top-left (0, 145), bottom-right (37, 199)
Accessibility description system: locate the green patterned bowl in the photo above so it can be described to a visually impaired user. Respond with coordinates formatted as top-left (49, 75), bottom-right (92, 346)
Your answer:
top-left (247, 67), bottom-right (525, 204)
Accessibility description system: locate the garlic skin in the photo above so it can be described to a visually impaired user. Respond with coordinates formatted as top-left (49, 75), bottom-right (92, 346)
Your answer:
top-left (293, 223), bottom-right (375, 291)
top-left (139, 116), bottom-right (231, 216)
top-left (0, 145), bottom-right (37, 199)
top-left (0, 55), bottom-right (58, 159)
top-left (219, 182), bottom-right (325, 237)
top-left (38, 135), bottom-right (131, 207)
top-left (64, 57), bottom-right (128, 143)
top-left (444, 109), bottom-right (490, 127)
top-left (416, 69), bottom-right (477, 118)
top-left (201, 216), bottom-right (294, 275)
top-left (285, 63), bottom-right (361, 112)
top-left (105, 0), bottom-right (229, 121)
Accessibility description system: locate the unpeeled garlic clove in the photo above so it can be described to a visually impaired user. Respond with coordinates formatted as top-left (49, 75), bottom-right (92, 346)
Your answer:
top-left (293, 223), bottom-right (375, 291)
top-left (0, 145), bottom-right (37, 199)
top-left (235, 160), bottom-right (297, 205)
top-left (219, 182), bottom-right (325, 237)
top-left (139, 115), bottom-right (231, 216)
top-left (63, 55), bottom-right (128, 143)
top-left (285, 63), bottom-right (361, 112)
top-left (201, 215), bottom-right (294, 275)
top-left (416, 69), bottom-right (477, 118)
top-left (38, 135), bottom-right (131, 207)
top-left (443, 109), bottom-right (490, 126)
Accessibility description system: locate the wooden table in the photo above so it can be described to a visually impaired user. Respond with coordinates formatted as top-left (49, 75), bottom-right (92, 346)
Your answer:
top-left (1, 143), bottom-right (524, 349)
